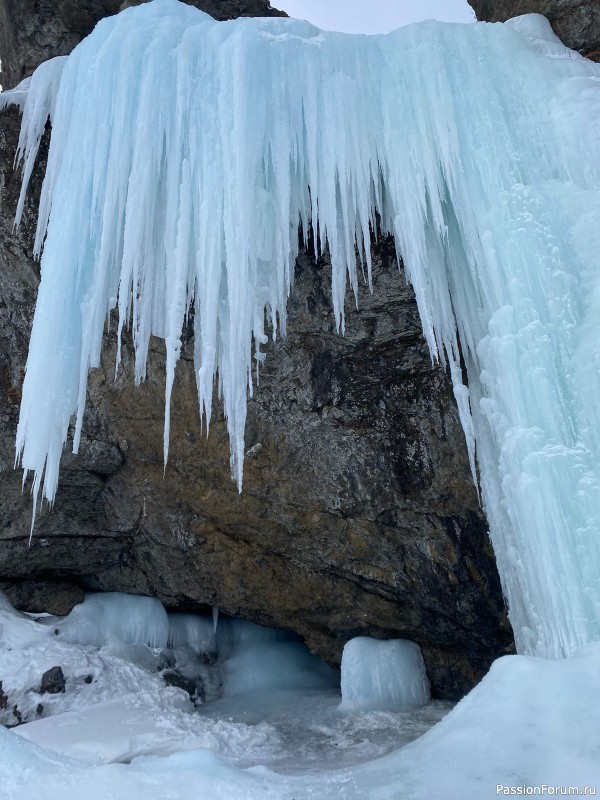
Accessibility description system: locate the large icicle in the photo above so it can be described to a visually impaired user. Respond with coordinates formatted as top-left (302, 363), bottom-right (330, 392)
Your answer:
top-left (11, 0), bottom-right (600, 659)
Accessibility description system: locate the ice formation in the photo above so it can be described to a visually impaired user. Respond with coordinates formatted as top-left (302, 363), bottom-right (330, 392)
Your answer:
top-left (168, 613), bottom-right (216, 653)
top-left (1, 590), bottom-right (600, 797)
top-left (340, 638), bottom-right (430, 711)
top-left (223, 641), bottom-right (338, 696)
top-left (8, 0), bottom-right (600, 659)
top-left (56, 592), bottom-right (170, 649)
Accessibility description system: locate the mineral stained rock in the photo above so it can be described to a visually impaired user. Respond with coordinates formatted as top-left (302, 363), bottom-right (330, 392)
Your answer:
top-left (0, 0), bottom-right (513, 699)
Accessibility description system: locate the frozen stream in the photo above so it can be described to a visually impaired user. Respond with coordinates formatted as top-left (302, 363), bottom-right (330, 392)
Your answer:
top-left (1, 592), bottom-right (599, 798)
top-left (198, 690), bottom-right (451, 773)
top-left (0, 592), bottom-right (449, 773)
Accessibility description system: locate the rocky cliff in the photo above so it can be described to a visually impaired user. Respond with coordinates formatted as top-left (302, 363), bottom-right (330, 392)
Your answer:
top-left (468, 0), bottom-right (600, 60)
top-left (0, 0), bottom-right (514, 699)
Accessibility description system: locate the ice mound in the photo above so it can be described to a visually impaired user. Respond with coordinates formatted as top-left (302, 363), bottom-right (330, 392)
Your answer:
top-left (56, 592), bottom-right (169, 649)
top-left (340, 637), bottom-right (430, 711)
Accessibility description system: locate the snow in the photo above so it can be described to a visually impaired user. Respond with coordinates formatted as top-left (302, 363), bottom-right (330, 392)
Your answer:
top-left (1, 1), bottom-right (600, 794)
top-left (0, 591), bottom-right (452, 790)
top-left (9, 1), bottom-right (600, 661)
top-left (1, 591), bottom-right (600, 798)
top-left (13, 693), bottom-right (286, 766)
top-left (340, 637), bottom-right (430, 711)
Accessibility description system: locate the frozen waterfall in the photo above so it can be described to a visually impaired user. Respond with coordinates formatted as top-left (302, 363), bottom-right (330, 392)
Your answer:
top-left (8, 0), bottom-right (600, 659)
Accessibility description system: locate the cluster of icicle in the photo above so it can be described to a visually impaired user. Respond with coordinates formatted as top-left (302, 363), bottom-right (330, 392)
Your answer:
top-left (5, 0), bottom-right (600, 659)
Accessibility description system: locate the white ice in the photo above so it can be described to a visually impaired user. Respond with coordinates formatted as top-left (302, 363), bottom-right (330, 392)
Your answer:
top-left (340, 637), bottom-right (430, 711)
top-left (2, 57), bottom-right (67, 227)
top-left (10, 1), bottom-right (600, 661)
top-left (168, 612), bottom-right (216, 653)
top-left (55, 592), bottom-right (170, 649)
top-left (0, 593), bottom-right (184, 726)
top-left (0, 592), bottom-right (449, 781)
top-left (1, 592), bottom-right (600, 798)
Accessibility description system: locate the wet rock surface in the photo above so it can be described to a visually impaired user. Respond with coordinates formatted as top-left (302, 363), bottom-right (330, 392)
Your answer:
top-left (468, 0), bottom-right (600, 60)
top-left (0, 0), bottom-right (514, 700)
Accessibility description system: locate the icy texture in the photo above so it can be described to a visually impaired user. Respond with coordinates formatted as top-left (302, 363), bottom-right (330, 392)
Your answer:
top-left (215, 617), bottom-right (294, 655)
top-left (56, 592), bottom-right (169, 649)
top-left (2, 590), bottom-right (600, 798)
top-left (0, 591), bottom-right (449, 781)
top-left (11, 1), bottom-right (600, 657)
top-left (223, 642), bottom-right (338, 697)
top-left (0, 593), bottom-right (186, 725)
top-left (0, 78), bottom-right (31, 113)
top-left (4, 58), bottom-right (67, 228)
top-left (211, 616), bottom-right (336, 695)
top-left (168, 613), bottom-right (216, 654)
top-left (340, 637), bottom-right (430, 711)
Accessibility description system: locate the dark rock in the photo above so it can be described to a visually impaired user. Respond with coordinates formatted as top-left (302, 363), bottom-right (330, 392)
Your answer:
top-left (0, 579), bottom-right (84, 616)
top-left (0, 681), bottom-right (7, 710)
top-left (162, 670), bottom-right (205, 704)
top-left (467, 0), bottom-right (600, 61)
top-left (84, 675), bottom-right (93, 684)
top-left (157, 649), bottom-right (177, 671)
top-left (11, 705), bottom-right (22, 725)
top-left (0, 1), bottom-right (517, 700)
top-left (39, 666), bottom-right (66, 694)
top-left (36, 703), bottom-right (44, 715)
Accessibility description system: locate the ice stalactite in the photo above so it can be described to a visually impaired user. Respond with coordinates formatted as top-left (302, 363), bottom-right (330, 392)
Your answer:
top-left (8, 0), bottom-right (600, 658)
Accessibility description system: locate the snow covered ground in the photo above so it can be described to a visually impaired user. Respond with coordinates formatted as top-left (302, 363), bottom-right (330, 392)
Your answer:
top-left (1, 591), bottom-right (599, 799)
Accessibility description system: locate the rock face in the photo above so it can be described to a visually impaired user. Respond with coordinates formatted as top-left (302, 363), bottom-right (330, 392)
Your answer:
top-left (468, 0), bottom-right (600, 60)
top-left (0, 579), bottom-right (84, 616)
top-left (0, 0), bottom-right (287, 90)
top-left (0, 0), bottom-right (513, 699)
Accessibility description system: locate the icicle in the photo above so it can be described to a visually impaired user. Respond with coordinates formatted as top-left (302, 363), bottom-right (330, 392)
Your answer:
top-left (11, 1), bottom-right (600, 660)
top-left (8, 57), bottom-right (67, 230)
top-left (212, 606), bottom-right (219, 636)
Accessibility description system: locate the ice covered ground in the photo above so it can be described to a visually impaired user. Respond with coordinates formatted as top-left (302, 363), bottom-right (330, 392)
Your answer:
top-left (0, 592), bottom-right (448, 794)
top-left (0, 592), bottom-right (599, 799)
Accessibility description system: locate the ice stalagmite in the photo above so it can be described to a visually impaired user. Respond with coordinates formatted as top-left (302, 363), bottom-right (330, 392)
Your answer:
top-left (9, 0), bottom-right (600, 659)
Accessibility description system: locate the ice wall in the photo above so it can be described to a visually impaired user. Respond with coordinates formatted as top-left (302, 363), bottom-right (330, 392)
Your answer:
top-left (10, 0), bottom-right (600, 658)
